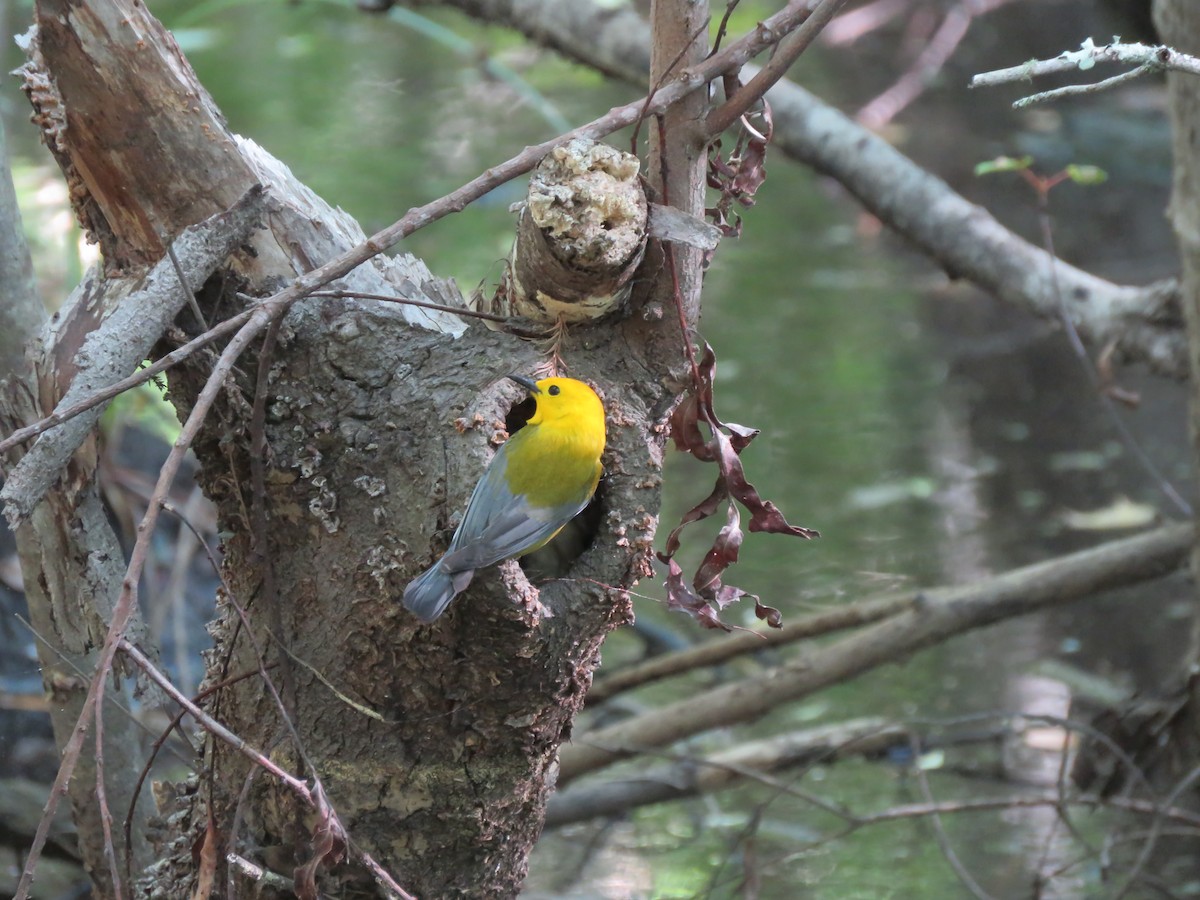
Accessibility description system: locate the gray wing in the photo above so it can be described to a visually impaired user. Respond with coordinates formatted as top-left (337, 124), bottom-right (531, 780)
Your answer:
top-left (441, 446), bottom-right (587, 572)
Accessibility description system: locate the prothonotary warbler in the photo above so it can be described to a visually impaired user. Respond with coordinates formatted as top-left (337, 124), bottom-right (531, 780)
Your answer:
top-left (402, 375), bottom-right (606, 622)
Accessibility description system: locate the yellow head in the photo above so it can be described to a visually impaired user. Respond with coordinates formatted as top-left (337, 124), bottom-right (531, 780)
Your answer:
top-left (513, 376), bottom-right (605, 431)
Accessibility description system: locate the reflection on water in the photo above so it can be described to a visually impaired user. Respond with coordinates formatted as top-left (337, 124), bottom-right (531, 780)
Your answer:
top-left (1, 0), bottom-right (1193, 896)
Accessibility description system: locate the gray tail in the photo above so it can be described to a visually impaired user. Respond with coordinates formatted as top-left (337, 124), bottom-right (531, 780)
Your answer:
top-left (402, 564), bottom-right (474, 623)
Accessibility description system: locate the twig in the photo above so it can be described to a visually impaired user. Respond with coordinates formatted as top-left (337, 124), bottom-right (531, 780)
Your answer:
top-left (971, 39), bottom-right (1200, 107)
top-left (0, 187), bottom-right (267, 526)
top-left (1024, 170), bottom-right (1192, 517)
top-left (706, 0), bottom-right (852, 136)
top-left (435, 0), bottom-right (1188, 377)
top-left (118, 641), bottom-right (311, 799)
top-left (971, 40), bottom-right (1200, 88)
top-left (308, 290), bottom-right (508, 322)
top-left (1, 0), bottom-right (815, 474)
top-left (909, 732), bottom-right (995, 900)
top-left (1014, 63), bottom-right (1159, 109)
top-left (226, 854), bottom-right (298, 894)
top-left (857, 0), bottom-right (1015, 129)
top-left (93, 692), bottom-right (123, 899)
top-left (123, 664), bottom-right (267, 888)
top-left (0, 306), bottom-right (255, 456)
top-left (821, 0), bottom-right (910, 46)
top-left (14, 3), bottom-right (826, 889)
top-left (546, 717), bottom-right (904, 826)
top-left (12, 302), bottom-right (286, 900)
top-left (228, 764), bottom-right (265, 900)
top-left (1114, 759), bottom-right (1200, 899)
top-left (165, 240), bottom-right (209, 331)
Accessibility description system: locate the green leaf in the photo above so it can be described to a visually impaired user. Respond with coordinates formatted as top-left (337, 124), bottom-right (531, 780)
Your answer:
top-left (974, 155), bottom-right (1033, 176)
top-left (1065, 164), bottom-right (1108, 185)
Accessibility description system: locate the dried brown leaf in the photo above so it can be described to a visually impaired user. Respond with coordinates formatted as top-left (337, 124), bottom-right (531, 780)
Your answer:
top-left (664, 559), bottom-right (733, 631)
top-left (660, 340), bottom-right (818, 631)
top-left (294, 781), bottom-right (348, 900)
top-left (754, 598), bottom-right (784, 629)
top-left (190, 813), bottom-right (218, 900)
top-left (693, 502), bottom-right (743, 591)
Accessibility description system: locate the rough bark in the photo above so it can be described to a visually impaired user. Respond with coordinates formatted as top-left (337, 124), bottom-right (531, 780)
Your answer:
top-left (1154, 0), bottom-right (1200, 789)
top-left (0, 191), bottom-right (267, 526)
top-left (10, 0), bottom-right (687, 896)
top-left (495, 138), bottom-right (647, 324)
top-left (0, 42), bottom-right (155, 895)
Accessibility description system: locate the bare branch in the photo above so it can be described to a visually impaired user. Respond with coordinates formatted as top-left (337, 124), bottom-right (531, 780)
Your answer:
top-left (559, 522), bottom-right (1192, 784)
top-left (1012, 63), bottom-right (1160, 109)
top-left (11, 6), bottom-right (834, 889)
top-left (971, 39), bottom-right (1200, 92)
top-left (0, 306), bottom-right (254, 457)
top-left (587, 591), bottom-right (913, 704)
top-left (706, 0), bottom-right (852, 136)
top-left (547, 717), bottom-right (904, 826)
top-left (856, 0), bottom-right (1018, 128)
top-left (118, 642), bottom-right (311, 798)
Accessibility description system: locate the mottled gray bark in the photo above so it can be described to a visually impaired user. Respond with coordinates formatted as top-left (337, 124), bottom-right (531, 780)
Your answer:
top-left (0, 115), bottom-right (42, 375)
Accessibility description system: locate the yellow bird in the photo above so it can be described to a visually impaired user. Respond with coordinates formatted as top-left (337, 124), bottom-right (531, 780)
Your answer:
top-left (402, 375), bottom-right (606, 622)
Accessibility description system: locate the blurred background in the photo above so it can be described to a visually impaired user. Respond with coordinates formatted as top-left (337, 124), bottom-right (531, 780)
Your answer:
top-left (0, 0), bottom-right (1190, 896)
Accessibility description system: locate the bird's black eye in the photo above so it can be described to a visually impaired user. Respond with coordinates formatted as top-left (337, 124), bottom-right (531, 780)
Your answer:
top-left (548, 384), bottom-right (561, 396)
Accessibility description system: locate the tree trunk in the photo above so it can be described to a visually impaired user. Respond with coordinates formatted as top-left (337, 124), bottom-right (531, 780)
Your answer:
top-left (9, 0), bottom-right (696, 896)
top-left (0, 59), bottom-right (154, 897)
top-left (1155, 0), bottom-right (1200, 760)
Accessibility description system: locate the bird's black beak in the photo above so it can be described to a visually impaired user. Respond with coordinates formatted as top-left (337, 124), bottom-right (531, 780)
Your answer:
top-left (507, 374), bottom-right (540, 394)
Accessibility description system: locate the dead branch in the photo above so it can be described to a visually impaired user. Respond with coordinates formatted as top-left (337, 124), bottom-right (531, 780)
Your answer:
top-left (559, 522), bottom-right (1192, 784)
top-left (0, 305), bottom-right (255, 457)
top-left (0, 117), bottom-right (42, 377)
top-left (546, 717), bottom-right (905, 826)
top-left (586, 591), bottom-right (913, 704)
top-left (856, 0), bottom-right (1017, 129)
top-left (8, 0), bottom-right (837, 894)
top-left (705, 0), bottom-right (852, 135)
